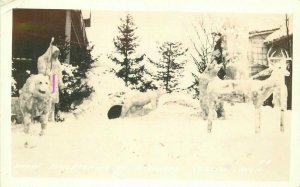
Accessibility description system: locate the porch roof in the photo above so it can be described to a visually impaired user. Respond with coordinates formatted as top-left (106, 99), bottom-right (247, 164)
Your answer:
top-left (264, 26), bottom-right (293, 44)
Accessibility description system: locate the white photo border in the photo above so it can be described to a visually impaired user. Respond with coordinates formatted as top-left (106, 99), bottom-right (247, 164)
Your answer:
top-left (1, 0), bottom-right (300, 186)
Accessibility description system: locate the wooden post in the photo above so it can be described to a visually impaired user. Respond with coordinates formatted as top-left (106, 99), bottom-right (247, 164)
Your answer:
top-left (65, 10), bottom-right (72, 64)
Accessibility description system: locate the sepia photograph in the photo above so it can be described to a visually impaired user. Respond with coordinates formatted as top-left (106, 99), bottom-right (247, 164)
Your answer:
top-left (1, 0), bottom-right (300, 186)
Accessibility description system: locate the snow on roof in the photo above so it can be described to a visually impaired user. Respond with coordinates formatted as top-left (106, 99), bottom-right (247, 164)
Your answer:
top-left (264, 26), bottom-right (293, 44)
top-left (249, 28), bottom-right (279, 38)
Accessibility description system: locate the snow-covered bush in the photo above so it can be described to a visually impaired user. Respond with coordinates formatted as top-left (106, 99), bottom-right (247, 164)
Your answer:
top-left (59, 63), bottom-right (94, 112)
top-left (11, 59), bottom-right (35, 97)
top-left (55, 39), bottom-right (97, 119)
top-left (11, 66), bottom-right (17, 95)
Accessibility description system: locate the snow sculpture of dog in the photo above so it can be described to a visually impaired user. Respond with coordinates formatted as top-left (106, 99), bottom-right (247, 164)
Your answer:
top-left (121, 89), bottom-right (165, 117)
top-left (206, 49), bottom-right (291, 133)
top-left (11, 97), bottom-right (23, 124)
top-left (18, 74), bottom-right (52, 136)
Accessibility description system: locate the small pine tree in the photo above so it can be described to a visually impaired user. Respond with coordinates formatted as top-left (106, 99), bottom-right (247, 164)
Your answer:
top-left (109, 14), bottom-right (153, 91)
top-left (55, 37), bottom-right (97, 114)
top-left (149, 42), bottom-right (188, 93)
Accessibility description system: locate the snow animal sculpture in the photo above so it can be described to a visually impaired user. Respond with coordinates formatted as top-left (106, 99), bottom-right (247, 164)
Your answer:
top-left (11, 97), bottom-right (23, 124)
top-left (198, 62), bottom-right (226, 120)
top-left (206, 48), bottom-right (291, 133)
top-left (18, 74), bottom-right (52, 136)
top-left (120, 89), bottom-right (165, 118)
top-left (37, 37), bottom-right (64, 121)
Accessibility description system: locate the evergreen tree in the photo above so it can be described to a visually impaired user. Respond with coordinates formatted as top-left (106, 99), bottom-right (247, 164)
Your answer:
top-left (109, 14), bottom-right (153, 91)
top-left (55, 37), bottom-right (97, 116)
top-left (149, 42), bottom-right (188, 93)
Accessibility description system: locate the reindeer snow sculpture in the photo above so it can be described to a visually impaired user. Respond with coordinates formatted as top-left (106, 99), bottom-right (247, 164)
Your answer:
top-left (206, 48), bottom-right (291, 133)
top-left (198, 62), bottom-right (226, 120)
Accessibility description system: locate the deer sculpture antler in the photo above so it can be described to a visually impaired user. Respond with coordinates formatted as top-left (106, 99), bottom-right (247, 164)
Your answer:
top-left (267, 47), bottom-right (292, 64)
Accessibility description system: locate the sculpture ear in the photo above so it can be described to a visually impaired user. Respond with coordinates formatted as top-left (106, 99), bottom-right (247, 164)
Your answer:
top-left (26, 76), bottom-right (37, 94)
top-left (50, 37), bottom-right (54, 46)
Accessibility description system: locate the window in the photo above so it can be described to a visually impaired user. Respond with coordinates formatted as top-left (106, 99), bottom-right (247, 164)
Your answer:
top-left (250, 39), bottom-right (268, 66)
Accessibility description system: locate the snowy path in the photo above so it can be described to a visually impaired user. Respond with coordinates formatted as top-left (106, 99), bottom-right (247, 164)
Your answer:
top-left (11, 62), bottom-right (291, 180)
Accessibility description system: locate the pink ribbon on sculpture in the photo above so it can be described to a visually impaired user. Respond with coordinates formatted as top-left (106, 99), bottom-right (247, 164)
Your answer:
top-left (52, 74), bottom-right (56, 93)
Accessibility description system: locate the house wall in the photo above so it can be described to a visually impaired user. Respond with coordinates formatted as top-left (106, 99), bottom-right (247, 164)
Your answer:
top-left (249, 34), bottom-right (270, 66)
top-left (265, 36), bottom-right (293, 58)
top-left (13, 9), bottom-right (66, 60)
top-left (12, 9), bottom-right (89, 96)
top-left (12, 9), bottom-right (89, 61)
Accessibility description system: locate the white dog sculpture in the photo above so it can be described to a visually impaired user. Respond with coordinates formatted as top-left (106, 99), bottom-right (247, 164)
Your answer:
top-left (18, 74), bottom-right (52, 136)
top-left (121, 89), bottom-right (165, 117)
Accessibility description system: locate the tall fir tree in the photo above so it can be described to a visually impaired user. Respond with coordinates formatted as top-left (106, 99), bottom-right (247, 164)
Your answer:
top-left (109, 14), bottom-right (155, 91)
top-left (149, 42), bottom-right (188, 93)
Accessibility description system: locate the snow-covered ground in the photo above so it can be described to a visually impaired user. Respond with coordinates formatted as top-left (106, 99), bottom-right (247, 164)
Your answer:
top-left (11, 60), bottom-right (291, 181)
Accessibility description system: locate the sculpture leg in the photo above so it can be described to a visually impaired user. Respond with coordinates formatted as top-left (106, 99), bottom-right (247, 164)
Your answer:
top-left (23, 114), bottom-right (31, 134)
top-left (48, 103), bottom-right (55, 122)
top-left (207, 100), bottom-right (215, 133)
top-left (280, 86), bottom-right (288, 132)
top-left (39, 115), bottom-right (48, 136)
top-left (280, 109), bottom-right (285, 132)
top-left (23, 114), bottom-right (32, 148)
top-left (255, 107), bottom-right (261, 133)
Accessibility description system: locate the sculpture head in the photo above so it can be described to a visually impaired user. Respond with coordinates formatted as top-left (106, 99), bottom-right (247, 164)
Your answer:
top-left (51, 46), bottom-right (60, 59)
